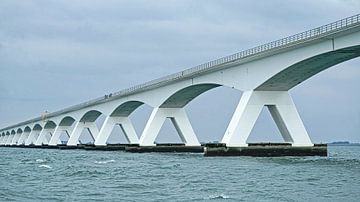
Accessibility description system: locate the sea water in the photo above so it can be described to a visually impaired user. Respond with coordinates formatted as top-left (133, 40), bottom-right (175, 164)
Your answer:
top-left (0, 146), bottom-right (359, 201)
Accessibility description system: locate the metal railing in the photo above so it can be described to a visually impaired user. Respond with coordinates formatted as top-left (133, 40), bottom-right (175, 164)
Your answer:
top-left (1, 14), bottom-right (360, 132)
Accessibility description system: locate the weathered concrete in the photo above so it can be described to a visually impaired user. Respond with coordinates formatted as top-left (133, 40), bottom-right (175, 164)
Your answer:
top-left (204, 143), bottom-right (327, 157)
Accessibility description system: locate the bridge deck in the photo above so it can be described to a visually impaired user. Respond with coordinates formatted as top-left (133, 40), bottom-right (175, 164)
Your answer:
top-left (1, 14), bottom-right (360, 131)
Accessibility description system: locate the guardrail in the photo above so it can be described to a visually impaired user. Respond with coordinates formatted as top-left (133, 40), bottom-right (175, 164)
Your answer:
top-left (1, 14), bottom-right (360, 132)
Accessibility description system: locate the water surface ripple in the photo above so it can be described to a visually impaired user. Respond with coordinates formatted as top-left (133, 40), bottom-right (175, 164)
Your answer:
top-left (0, 146), bottom-right (359, 201)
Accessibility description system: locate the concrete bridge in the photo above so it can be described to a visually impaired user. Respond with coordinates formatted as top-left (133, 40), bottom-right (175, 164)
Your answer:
top-left (1, 14), bottom-right (360, 155)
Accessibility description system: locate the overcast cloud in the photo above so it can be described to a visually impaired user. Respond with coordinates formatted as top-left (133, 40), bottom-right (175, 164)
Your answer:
top-left (1, 0), bottom-right (360, 143)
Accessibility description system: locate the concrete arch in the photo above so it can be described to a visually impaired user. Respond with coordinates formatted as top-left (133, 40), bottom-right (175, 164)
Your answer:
top-left (33, 124), bottom-right (42, 131)
top-left (16, 128), bottom-right (23, 133)
top-left (11, 130), bottom-right (16, 135)
top-left (24, 126), bottom-right (31, 132)
top-left (79, 110), bottom-right (103, 122)
top-left (160, 83), bottom-right (222, 108)
top-left (44, 121), bottom-right (57, 129)
top-left (59, 116), bottom-right (76, 126)
top-left (110, 101), bottom-right (144, 117)
top-left (6, 131), bottom-right (10, 136)
top-left (256, 45), bottom-right (360, 91)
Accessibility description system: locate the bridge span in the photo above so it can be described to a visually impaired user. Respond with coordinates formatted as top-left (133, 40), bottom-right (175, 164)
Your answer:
top-left (1, 14), bottom-right (360, 156)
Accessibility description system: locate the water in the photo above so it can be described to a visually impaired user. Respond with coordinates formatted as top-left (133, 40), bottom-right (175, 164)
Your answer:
top-left (0, 146), bottom-right (360, 201)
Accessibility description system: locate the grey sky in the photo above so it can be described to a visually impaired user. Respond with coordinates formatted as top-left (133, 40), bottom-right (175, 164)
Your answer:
top-left (1, 0), bottom-right (360, 143)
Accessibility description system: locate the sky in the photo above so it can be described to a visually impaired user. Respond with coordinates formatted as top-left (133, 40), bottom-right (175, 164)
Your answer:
top-left (0, 0), bottom-right (360, 144)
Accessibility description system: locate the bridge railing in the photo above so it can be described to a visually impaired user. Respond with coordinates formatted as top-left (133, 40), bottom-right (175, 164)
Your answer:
top-left (111, 14), bottom-right (360, 97)
top-left (1, 14), bottom-right (360, 132)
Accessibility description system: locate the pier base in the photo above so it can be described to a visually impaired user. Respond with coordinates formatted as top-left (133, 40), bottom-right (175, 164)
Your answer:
top-left (84, 144), bottom-right (135, 151)
top-left (126, 143), bottom-right (204, 153)
top-left (204, 143), bottom-right (327, 157)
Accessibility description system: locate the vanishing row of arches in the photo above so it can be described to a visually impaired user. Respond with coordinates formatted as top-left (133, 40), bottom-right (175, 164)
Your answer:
top-left (0, 84), bottom-right (241, 146)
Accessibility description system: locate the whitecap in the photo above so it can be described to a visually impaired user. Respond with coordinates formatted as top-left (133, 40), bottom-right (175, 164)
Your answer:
top-left (94, 159), bottom-right (115, 164)
top-left (36, 159), bottom-right (45, 163)
top-left (39, 164), bottom-right (52, 169)
top-left (208, 194), bottom-right (230, 200)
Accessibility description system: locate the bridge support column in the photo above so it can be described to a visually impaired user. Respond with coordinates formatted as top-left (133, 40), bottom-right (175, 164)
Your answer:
top-left (17, 131), bottom-right (30, 145)
top-left (35, 129), bottom-right (54, 146)
top-left (6, 134), bottom-right (14, 145)
top-left (222, 90), bottom-right (313, 147)
top-left (0, 135), bottom-right (5, 145)
top-left (95, 116), bottom-right (139, 146)
top-left (139, 107), bottom-right (200, 146)
top-left (48, 126), bottom-right (72, 146)
top-left (2, 135), bottom-right (9, 145)
top-left (11, 132), bottom-right (22, 145)
top-left (25, 130), bottom-right (41, 145)
top-left (67, 122), bottom-right (99, 146)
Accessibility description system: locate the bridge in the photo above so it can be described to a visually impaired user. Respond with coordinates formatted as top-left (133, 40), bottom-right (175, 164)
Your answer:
top-left (1, 14), bottom-right (360, 156)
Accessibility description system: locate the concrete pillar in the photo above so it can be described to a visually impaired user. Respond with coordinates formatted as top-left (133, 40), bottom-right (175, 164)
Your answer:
top-left (95, 116), bottom-right (139, 146)
top-left (25, 130), bottom-right (41, 145)
top-left (67, 122), bottom-right (99, 146)
top-left (139, 107), bottom-right (200, 146)
top-left (48, 126), bottom-right (72, 146)
top-left (11, 132), bottom-right (22, 145)
top-left (2, 135), bottom-right (9, 145)
top-left (0, 135), bottom-right (5, 145)
top-left (35, 129), bottom-right (54, 146)
top-left (17, 131), bottom-right (30, 145)
top-left (6, 134), bottom-right (15, 145)
top-left (222, 90), bottom-right (313, 147)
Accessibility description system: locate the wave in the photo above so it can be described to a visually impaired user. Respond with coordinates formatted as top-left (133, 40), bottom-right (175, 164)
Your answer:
top-left (94, 159), bottom-right (115, 164)
top-left (207, 194), bottom-right (230, 200)
top-left (36, 159), bottom-right (45, 163)
top-left (38, 164), bottom-right (52, 169)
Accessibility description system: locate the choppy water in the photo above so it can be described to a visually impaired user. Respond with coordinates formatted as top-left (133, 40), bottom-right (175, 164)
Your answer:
top-left (0, 146), bottom-right (360, 201)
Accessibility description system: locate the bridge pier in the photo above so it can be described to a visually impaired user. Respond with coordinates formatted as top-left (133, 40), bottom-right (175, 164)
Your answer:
top-left (139, 107), bottom-right (200, 146)
top-left (11, 131), bottom-right (22, 145)
top-left (6, 132), bottom-right (15, 145)
top-left (67, 122), bottom-right (99, 146)
top-left (222, 90), bottom-right (313, 147)
top-left (94, 116), bottom-right (139, 146)
top-left (1, 136), bottom-right (6, 145)
top-left (48, 126), bottom-right (72, 146)
top-left (17, 131), bottom-right (30, 145)
top-left (35, 129), bottom-right (54, 146)
top-left (0, 135), bottom-right (5, 145)
top-left (25, 130), bottom-right (40, 145)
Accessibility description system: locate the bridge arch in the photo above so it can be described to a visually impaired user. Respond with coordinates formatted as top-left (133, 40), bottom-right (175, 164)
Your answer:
top-left (11, 130), bottom-right (16, 135)
top-left (160, 83), bottom-right (222, 108)
top-left (138, 83), bottom-right (238, 146)
top-left (110, 101), bottom-right (145, 117)
top-left (79, 110), bottom-right (103, 122)
top-left (44, 121), bottom-right (57, 129)
top-left (33, 124), bottom-right (42, 131)
top-left (16, 128), bottom-right (23, 133)
top-left (59, 116), bottom-right (76, 126)
top-left (256, 45), bottom-right (360, 91)
top-left (24, 126), bottom-right (31, 132)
